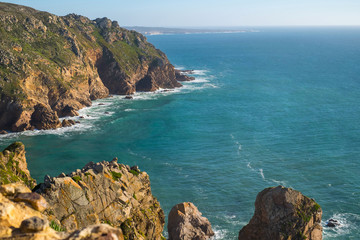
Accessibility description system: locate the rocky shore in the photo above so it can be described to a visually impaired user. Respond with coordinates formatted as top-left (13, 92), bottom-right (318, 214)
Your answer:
top-left (0, 142), bottom-right (323, 239)
top-left (0, 2), bottom-right (195, 133)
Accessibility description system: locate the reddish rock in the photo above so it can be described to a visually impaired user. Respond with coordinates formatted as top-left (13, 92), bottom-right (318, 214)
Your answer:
top-left (168, 202), bottom-right (214, 240)
top-left (14, 192), bottom-right (48, 212)
top-left (238, 186), bottom-right (322, 240)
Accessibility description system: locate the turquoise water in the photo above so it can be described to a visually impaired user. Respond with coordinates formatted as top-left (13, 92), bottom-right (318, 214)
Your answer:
top-left (1, 27), bottom-right (360, 239)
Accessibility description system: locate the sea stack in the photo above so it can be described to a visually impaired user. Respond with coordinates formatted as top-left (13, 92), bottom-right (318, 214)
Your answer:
top-left (238, 186), bottom-right (322, 240)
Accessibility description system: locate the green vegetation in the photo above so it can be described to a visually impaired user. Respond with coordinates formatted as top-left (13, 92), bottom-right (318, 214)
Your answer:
top-left (130, 169), bottom-right (140, 176)
top-left (50, 220), bottom-right (66, 232)
top-left (297, 209), bottom-right (312, 223)
top-left (111, 171), bottom-right (122, 181)
top-left (133, 193), bottom-right (137, 200)
top-left (313, 202), bottom-right (321, 212)
top-left (0, 143), bottom-right (35, 189)
top-left (72, 175), bottom-right (82, 183)
top-left (102, 219), bottom-right (113, 226)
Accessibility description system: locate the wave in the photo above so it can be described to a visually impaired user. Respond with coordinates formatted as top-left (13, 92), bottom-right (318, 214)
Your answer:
top-left (322, 213), bottom-right (360, 238)
top-left (0, 68), bottom-right (215, 141)
top-left (210, 227), bottom-right (228, 240)
top-left (192, 69), bottom-right (209, 76)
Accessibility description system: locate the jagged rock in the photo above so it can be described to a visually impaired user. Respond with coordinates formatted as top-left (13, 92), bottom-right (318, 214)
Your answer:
top-left (30, 103), bottom-right (61, 130)
top-left (62, 119), bottom-right (75, 127)
top-left (175, 70), bottom-right (195, 81)
top-left (0, 2), bottom-right (182, 132)
top-left (0, 130), bottom-right (7, 134)
top-left (35, 160), bottom-right (165, 239)
top-left (0, 182), bottom-right (124, 239)
top-left (325, 219), bottom-right (340, 227)
top-left (0, 142), bottom-right (36, 188)
top-left (238, 186), bottom-right (322, 240)
top-left (168, 202), bottom-right (214, 240)
top-left (124, 96), bottom-right (133, 99)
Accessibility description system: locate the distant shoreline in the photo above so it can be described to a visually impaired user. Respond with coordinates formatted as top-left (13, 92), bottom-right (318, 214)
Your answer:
top-left (124, 26), bottom-right (259, 35)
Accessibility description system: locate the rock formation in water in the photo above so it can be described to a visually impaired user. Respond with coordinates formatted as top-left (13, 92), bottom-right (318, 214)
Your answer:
top-left (238, 185), bottom-right (322, 240)
top-left (0, 142), bottom-right (36, 188)
top-left (167, 202), bottom-right (214, 240)
top-left (0, 2), bottom-right (184, 132)
top-left (34, 160), bottom-right (165, 240)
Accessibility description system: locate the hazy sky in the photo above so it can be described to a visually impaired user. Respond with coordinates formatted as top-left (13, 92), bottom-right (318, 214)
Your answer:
top-left (3, 0), bottom-right (360, 27)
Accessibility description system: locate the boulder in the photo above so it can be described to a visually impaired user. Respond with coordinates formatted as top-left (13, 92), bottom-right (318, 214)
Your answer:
top-left (238, 186), bottom-right (322, 240)
top-left (14, 192), bottom-right (48, 212)
top-left (30, 103), bottom-right (61, 130)
top-left (66, 224), bottom-right (124, 240)
top-left (168, 202), bottom-right (214, 240)
top-left (325, 219), bottom-right (340, 227)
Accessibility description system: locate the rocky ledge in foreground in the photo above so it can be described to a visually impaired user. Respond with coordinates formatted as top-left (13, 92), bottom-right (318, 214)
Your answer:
top-left (0, 182), bottom-right (124, 239)
top-left (34, 160), bottom-right (165, 240)
top-left (0, 2), bottom-right (189, 133)
top-left (238, 185), bottom-right (322, 240)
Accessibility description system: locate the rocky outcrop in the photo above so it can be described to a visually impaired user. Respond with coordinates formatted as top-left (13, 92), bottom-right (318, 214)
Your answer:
top-left (175, 70), bottom-right (195, 82)
top-left (34, 159), bottom-right (165, 240)
top-left (0, 182), bottom-right (124, 239)
top-left (238, 186), bottom-right (322, 240)
top-left (0, 2), bottom-right (186, 132)
top-left (0, 142), bottom-right (36, 188)
top-left (168, 202), bottom-right (214, 240)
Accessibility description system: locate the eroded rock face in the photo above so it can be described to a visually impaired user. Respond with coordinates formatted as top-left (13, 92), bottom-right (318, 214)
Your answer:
top-left (0, 142), bottom-right (36, 188)
top-left (35, 159), bottom-right (165, 240)
top-left (0, 182), bottom-right (125, 239)
top-left (0, 2), bottom-right (184, 132)
top-left (168, 202), bottom-right (214, 240)
top-left (238, 186), bottom-right (322, 240)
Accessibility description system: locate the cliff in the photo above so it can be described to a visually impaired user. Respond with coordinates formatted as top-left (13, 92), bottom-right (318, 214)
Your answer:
top-left (34, 160), bottom-right (165, 240)
top-left (0, 142), bottom-right (36, 188)
top-left (0, 2), bottom-right (182, 132)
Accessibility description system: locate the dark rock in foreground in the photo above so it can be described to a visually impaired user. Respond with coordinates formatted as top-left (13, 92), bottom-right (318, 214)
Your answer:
top-left (238, 186), bottom-right (322, 240)
top-left (168, 202), bottom-right (214, 240)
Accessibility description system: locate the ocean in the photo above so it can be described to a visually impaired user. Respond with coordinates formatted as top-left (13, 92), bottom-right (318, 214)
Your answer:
top-left (1, 27), bottom-right (360, 239)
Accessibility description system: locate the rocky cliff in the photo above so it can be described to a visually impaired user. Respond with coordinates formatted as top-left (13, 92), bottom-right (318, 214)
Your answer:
top-left (0, 2), bottom-right (182, 132)
top-left (34, 160), bottom-right (165, 240)
top-left (238, 186), bottom-right (322, 240)
top-left (0, 142), bottom-right (36, 188)
top-left (0, 182), bottom-right (125, 239)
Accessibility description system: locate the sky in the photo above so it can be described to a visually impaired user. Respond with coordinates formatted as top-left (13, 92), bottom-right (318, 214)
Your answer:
top-left (2, 0), bottom-right (360, 27)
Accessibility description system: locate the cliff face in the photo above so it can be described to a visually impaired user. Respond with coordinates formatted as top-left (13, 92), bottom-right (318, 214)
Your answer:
top-left (0, 142), bottom-right (36, 188)
top-left (238, 186), bottom-right (322, 240)
top-left (34, 160), bottom-right (165, 240)
top-left (0, 3), bottom-right (181, 132)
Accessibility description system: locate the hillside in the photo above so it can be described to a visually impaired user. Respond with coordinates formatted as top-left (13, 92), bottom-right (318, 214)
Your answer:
top-left (0, 2), bottom-right (182, 132)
